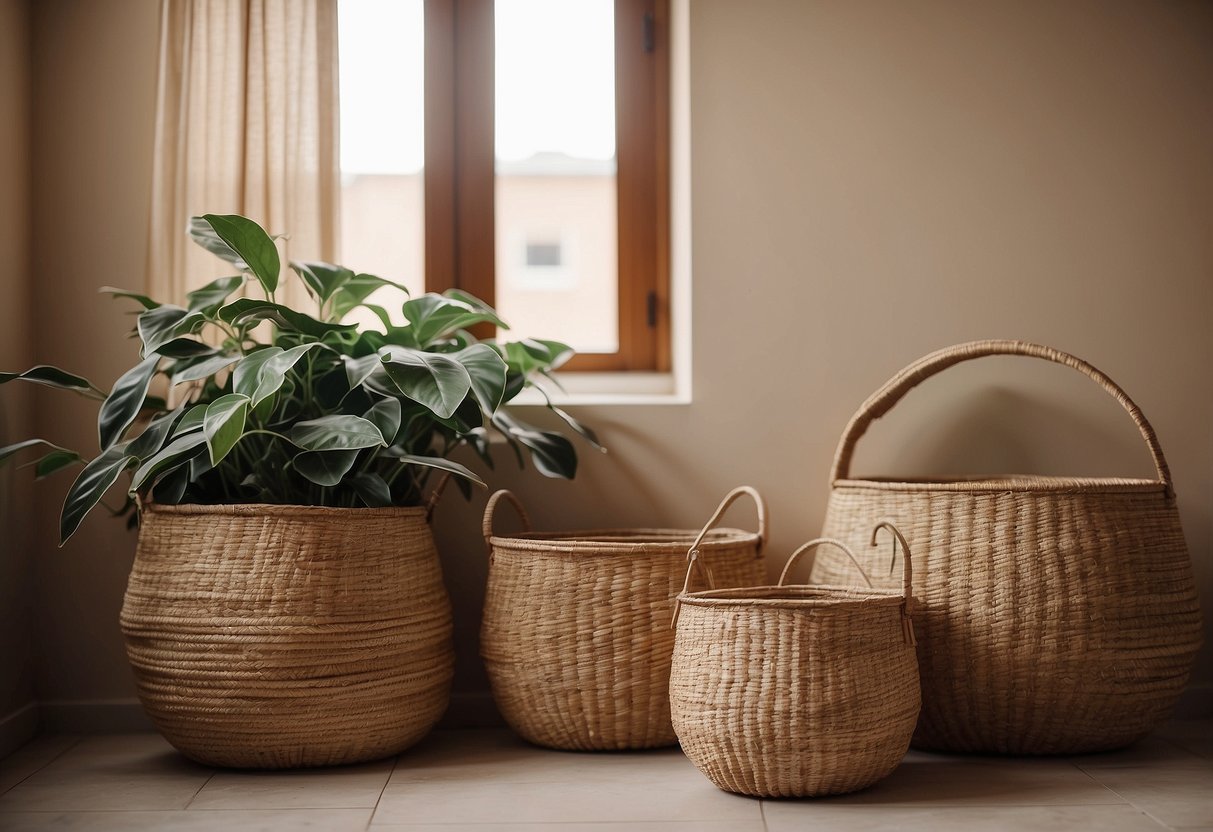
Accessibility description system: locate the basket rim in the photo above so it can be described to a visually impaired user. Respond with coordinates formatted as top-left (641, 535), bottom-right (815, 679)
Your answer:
top-left (487, 527), bottom-right (759, 554)
top-left (678, 583), bottom-right (908, 609)
top-left (833, 474), bottom-right (1168, 494)
top-left (141, 502), bottom-right (430, 519)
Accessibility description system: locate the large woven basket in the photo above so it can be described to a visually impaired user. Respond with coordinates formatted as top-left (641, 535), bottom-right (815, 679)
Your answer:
top-left (480, 486), bottom-right (768, 750)
top-left (811, 340), bottom-right (1203, 754)
top-left (671, 523), bottom-right (920, 798)
top-left (121, 502), bottom-right (455, 768)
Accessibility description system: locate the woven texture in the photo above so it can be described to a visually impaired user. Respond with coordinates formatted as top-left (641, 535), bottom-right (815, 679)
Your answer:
top-left (121, 503), bottom-right (454, 769)
top-left (671, 531), bottom-right (920, 798)
top-left (480, 489), bottom-right (767, 751)
top-left (811, 340), bottom-right (1203, 754)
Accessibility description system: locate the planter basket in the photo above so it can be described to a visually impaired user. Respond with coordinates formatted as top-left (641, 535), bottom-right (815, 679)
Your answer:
top-left (811, 340), bottom-right (1203, 754)
top-left (480, 486), bottom-right (768, 750)
top-left (121, 502), bottom-right (455, 768)
top-left (671, 523), bottom-right (920, 798)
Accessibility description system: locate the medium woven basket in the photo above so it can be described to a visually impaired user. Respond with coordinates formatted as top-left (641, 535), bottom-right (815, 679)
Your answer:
top-left (480, 486), bottom-right (768, 750)
top-left (121, 501), bottom-right (455, 768)
top-left (671, 523), bottom-right (921, 798)
top-left (811, 340), bottom-right (1203, 754)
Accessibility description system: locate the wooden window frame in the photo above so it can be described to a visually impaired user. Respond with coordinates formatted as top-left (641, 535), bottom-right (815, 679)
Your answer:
top-left (423, 0), bottom-right (670, 371)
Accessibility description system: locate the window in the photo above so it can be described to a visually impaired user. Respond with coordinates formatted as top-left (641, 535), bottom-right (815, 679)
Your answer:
top-left (339, 0), bottom-right (670, 372)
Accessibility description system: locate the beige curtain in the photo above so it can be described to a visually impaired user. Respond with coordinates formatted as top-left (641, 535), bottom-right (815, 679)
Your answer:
top-left (147, 0), bottom-right (340, 306)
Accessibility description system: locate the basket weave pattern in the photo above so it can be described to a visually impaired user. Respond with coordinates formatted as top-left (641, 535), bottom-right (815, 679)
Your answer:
top-left (671, 531), bottom-right (920, 798)
top-left (480, 490), bottom-right (767, 750)
top-left (812, 340), bottom-right (1203, 754)
top-left (121, 503), bottom-right (454, 768)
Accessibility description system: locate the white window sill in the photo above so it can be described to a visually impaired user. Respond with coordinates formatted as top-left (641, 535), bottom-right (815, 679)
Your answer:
top-left (510, 373), bottom-right (690, 406)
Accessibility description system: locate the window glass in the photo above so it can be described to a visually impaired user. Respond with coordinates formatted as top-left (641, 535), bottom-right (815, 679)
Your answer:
top-left (494, 0), bottom-right (619, 353)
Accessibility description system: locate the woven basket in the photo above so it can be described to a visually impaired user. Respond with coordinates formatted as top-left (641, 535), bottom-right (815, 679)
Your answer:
top-left (671, 523), bottom-right (920, 798)
top-left (480, 486), bottom-right (768, 750)
top-left (811, 340), bottom-right (1203, 754)
top-left (120, 501), bottom-right (455, 768)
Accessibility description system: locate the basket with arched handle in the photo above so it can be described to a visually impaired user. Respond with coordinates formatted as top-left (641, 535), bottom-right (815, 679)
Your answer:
top-left (479, 486), bottom-right (768, 750)
top-left (671, 523), bottom-right (921, 797)
top-left (812, 339), bottom-right (1202, 754)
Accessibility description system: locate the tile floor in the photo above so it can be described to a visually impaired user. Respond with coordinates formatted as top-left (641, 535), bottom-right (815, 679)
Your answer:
top-left (0, 722), bottom-right (1210, 831)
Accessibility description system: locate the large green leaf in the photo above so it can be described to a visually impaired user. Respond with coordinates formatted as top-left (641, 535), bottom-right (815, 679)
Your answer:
top-left (453, 344), bottom-right (507, 414)
top-left (503, 338), bottom-right (574, 374)
top-left (203, 394), bottom-right (250, 464)
top-left (137, 305), bottom-right (206, 356)
top-left (169, 352), bottom-right (241, 386)
top-left (34, 449), bottom-right (85, 479)
top-left (329, 272), bottom-right (411, 320)
top-left (386, 452), bottom-right (486, 486)
top-left (0, 365), bottom-right (105, 399)
top-left (130, 432), bottom-right (207, 492)
top-left (98, 355), bottom-right (160, 449)
top-left (493, 413), bottom-right (577, 479)
top-left (343, 353), bottom-right (383, 389)
top-left (185, 275), bottom-right (245, 314)
top-left (402, 294), bottom-right (507, 347)
top-left (350, 472), bottom-right (392, 507)
top-left (290, 261), bottom-right (354, 306)
top-left (531, 386), bottom-right (607, 452)
top-left (232, 347), bottom-right (283, 398)
top-left (171, 404), bottom-right (208, 437)
top-left (199, 214), bottom-right (280, 295)
top-left (288, 415), bottom-right (385, 451)
top-left (100, 286), bottom-right (160, 310)
top-left (188, 216), bottom-right (248, 270)
top-left (217, 298), bottom-right (356, 338)
top-left (59, 445), bottom-right (137, 545)
top-left (252, 343), bottom-right (325, 406)
top-left (363, 398), bottom-right (402, 445)
top-left (127, 409), bottom-right (185, 460)
top-left (381, 348), bottom-right (472, 419)
top-left (294, 449), bottom-right (359, 486)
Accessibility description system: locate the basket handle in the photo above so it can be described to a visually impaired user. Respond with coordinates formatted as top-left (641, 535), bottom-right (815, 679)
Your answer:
top-left (778, 538), bottom-right (875, 588)
top-left (871, 521), bottom-right (916, 645)
top-left (829, 340), bottom-right (1173, 496)
top-left (672, 486), bottom-right (767, 629)
top-left (685, 485), bottom-right (769, 561)
top-left (482, 489), bottom-right (532, 552)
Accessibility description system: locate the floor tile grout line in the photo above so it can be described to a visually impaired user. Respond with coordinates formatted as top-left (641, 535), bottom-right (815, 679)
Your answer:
top-left (181, 768), bottom-right (217, 810)
top-left (1, 735), bottom-right (84, 796)
top-left (366, 753), bottom-right (400, 829)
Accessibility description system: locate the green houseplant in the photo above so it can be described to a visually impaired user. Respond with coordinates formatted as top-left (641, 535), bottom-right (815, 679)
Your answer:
top-left (0, 214), bottom-right (601, 768)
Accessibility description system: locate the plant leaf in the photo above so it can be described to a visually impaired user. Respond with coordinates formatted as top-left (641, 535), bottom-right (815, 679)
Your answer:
top-left (294, 449), bottom-right (359, 486)
top-left (169, 352), bottom-right (241, 386)
top-left (381, 348), bottom-right (472, 419)
top-left (363, 398), bottom-right (402, 445)
top-left (0, 365), bottom-right (105, 399)
top-left (127, 409), bottom-right (185, 460)
top-left (151, 463), bottom-right (191, 504)
top-left (289, 261), bottom-right (354, 306)
top-left (0, 438), bottom-right (75, 466)
top-left (343, 353), bottom-right (383, 389)
top-left (199, 214), bottom-right (280, 295)
top-left (329, 272), bottom-right (411, 320)
top-left (185, 275), bottom-right (245, 314)
top-left (98, 355), bottom-right (160, 449)
top-left (171, 404), bottom-right (208, 437)
top-left (493, 413), bottom-right (577, 479)
top-left (250, 343), bottom-right (325, 407)
top-left (130, 432), bottom-right (207, 492)
top-left (217, 298), bottom-right (356, 338)
top-left (34, 449), bottom-right (85, 479)
top-left (386, 452), bottom-right (486, 487)
top-left (188, 216), bottom-right (249, 269)
top-left (100, 286), bottom-right (160, 310)
top-left (288, 415), bottom-right (386, 451)
top-left (453, 343), bottom-right (507, 414)
top-left (350, 472), bottom-right (393, 507)
top-left (203, 393), bottom-right (250, 465)
top-left (60, 445), bottom-right (137, 544)
top-left (232, 347), bottom-right (283, 398)
top-left (402, 294), bottom-right (506, 347)
top-left (136, 305), bottom-right (206, 356)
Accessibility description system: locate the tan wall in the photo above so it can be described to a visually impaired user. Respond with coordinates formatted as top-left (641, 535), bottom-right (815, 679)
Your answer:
top-left (0, 0), bottom-right (35, 728)
top-left (19, 0), bottom-right (1213, 716)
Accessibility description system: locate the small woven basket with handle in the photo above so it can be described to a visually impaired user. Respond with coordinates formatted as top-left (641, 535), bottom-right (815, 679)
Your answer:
top-left (480, 486), bottom-right (768, 750)
top-left (671, 523), bottom-right (921, 798)
top-left (811, 340), bottom-right (1202, 754)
